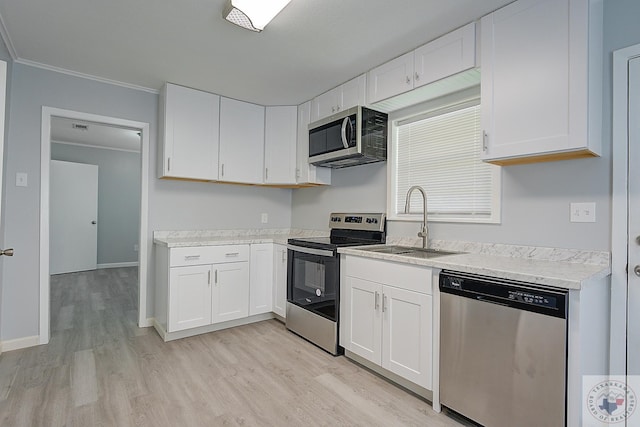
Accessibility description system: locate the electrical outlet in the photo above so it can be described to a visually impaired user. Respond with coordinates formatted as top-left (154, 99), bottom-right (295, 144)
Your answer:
top-left (570, 202), bottom-right (596, 223)
top-left (16, 172), bottom-right (28, 187)
top-left (261, 213), bottom-right (268, 224)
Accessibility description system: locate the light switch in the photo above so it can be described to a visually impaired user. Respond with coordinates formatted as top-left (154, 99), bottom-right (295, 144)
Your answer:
top-left (16, 172), bottom-right (28, 187)
top-left (570, 202), bottom-right (596, 223)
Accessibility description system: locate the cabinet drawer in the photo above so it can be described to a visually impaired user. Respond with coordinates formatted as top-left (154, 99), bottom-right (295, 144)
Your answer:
top-left (170, 245), bottom-right (250, 267)
top-left (343, 255), bottom-right (432, 295)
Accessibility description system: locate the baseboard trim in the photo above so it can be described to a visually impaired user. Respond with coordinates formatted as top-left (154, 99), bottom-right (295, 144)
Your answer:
top-left (139, 317), bottom-right (154, 328)
top-left (97, 262), bottom-right (139, 269)
top-left (1, 335), bottom-right (40, 352)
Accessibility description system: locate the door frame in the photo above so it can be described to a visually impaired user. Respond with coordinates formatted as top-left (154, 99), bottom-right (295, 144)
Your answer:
top-left (611, 44), bottom-right (640, 375)
top-left (39, 107), bottom-right (150, 344)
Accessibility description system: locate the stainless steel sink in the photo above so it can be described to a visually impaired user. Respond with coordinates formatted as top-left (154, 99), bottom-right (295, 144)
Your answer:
top-left (361, 245), bottom-right (461, 259)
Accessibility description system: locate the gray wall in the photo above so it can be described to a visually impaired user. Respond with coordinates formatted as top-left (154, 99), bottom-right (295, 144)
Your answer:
top-left (1, 64), bottom-right (292, 341)
top-left (292, 0), bottom-right (640, 253)
top-left (51, 143), bottom-right (141, 266)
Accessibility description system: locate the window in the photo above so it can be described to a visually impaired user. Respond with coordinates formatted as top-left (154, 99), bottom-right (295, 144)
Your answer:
top-left (389, 98), bottom-right (501, 223)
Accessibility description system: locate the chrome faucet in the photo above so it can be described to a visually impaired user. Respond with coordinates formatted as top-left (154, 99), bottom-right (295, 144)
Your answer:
top-left (404, 186), bottom-right (428, 249)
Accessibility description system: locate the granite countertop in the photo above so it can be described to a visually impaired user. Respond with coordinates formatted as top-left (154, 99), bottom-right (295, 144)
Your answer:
top-left (153, 229), bottom-right (328, 248)
top-left (153, 229), bottom-right (611, 291)
top-left (338, 244), bottom-right (611, 291)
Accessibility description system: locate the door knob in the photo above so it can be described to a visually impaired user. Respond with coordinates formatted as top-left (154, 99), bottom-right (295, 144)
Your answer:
top-left (0, 248), bottom-right (14, 256)
top-left (634, 265), bottom-right (640, 277)
top-left (91, 221), bottom-right (97, 225)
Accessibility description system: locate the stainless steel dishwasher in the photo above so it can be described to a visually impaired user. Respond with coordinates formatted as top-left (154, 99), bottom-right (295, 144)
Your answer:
top-left (439, 271), bottom-right (568, 427)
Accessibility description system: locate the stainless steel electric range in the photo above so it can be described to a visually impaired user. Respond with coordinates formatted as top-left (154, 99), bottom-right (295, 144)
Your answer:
top-left (286, 213), bottom-right (386, 355)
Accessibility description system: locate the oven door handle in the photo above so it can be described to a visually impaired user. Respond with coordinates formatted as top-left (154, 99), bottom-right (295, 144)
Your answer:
top-left (287, 244), bottom-right (335, 258)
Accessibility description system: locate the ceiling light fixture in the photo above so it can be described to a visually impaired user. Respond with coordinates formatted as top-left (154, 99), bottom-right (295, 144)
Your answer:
top-left (223, 0), bottom-right (292, 32)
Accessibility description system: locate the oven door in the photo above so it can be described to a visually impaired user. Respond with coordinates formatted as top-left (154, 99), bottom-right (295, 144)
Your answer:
top-left (287, 244), bottom-right (339, 321)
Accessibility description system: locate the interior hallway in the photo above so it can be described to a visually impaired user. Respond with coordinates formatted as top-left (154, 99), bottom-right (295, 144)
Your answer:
top-left (0, 267), bottom-right (466, 426)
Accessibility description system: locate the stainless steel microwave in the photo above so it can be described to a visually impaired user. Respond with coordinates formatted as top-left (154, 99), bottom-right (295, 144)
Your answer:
top-left (308, 106), bottom-right (388, 168)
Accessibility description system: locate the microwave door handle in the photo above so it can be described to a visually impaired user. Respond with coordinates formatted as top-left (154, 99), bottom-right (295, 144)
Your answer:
top-left (341, 117), bottom-right (351, 149)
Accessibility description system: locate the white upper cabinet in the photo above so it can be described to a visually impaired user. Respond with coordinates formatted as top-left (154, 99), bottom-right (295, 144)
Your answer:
top-left (310, 74), bottom-right (366, 122)
top-left (296, 101), bottom-right (331, 185)
top-left (368, 23), bottom-right (476, 105)
top-left (480, 0), bottom-right (602, 165)
top-left (219, 97), bottom-right (265, 184)
top-left (368, 51), bottom-right (415, 105)
top-left (264, 106), bottom-right (297, 185)
top-left (158, 83), bottom-right (220, 180)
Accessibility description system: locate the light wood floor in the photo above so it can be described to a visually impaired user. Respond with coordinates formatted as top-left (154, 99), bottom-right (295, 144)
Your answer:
top-left (0, 267), bottom-right (468, 426)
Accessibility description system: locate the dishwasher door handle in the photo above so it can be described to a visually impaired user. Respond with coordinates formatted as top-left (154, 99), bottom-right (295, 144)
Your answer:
top-left (475, 296), bottom-right (510, 307)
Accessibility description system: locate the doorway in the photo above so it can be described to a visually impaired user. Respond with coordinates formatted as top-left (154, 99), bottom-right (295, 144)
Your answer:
top-left (39, 107), bottom-right (150, 345)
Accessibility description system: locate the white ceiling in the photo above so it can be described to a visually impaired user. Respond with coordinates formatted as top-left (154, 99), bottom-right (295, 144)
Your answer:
top-left (51, 117), bottom-right (141, 152)
top-left (0, 0), bottom-right (514, 106)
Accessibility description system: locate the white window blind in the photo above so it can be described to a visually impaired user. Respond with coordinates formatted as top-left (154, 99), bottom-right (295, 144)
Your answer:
top-left (393, 100), bottom-right (499, 221)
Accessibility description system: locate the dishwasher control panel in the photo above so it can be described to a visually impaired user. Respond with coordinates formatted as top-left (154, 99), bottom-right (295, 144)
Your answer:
top-left (507, 290), bottom-right (557, 309)
top-left (439, 271), bottom-right (568, 319)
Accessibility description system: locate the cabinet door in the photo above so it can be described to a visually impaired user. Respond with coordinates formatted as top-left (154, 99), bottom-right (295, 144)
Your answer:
top-left (480, 0), bottom-right (593, 162)
top-left (168, 265), bottom-right (212, 332)
top-left (212, 262), bottom-right (249, 323)
top-left (311, 87), bottom-right (341, 122)
top-left (249, 244), bottom-right (274, 316)
top-left (264, 106), bottom-right (297, 184)
top-left (346, 276), bottom-right (382, 365)
top-left (382, 286), bottom-right (432, 389)
top-left (219, 97), bottom-right (265, 184)
top-left (296, 101), bottom-right (331, 185)
top-left (367, 51), bottom-right (414, 104)
top-left (414, 22), bottom-right (476, 88)
top-left (340, 74), bottom-right (367, 111)
top-left (273, 244), bottom-right (287, 318)
top-left (161, 83), bottom-right (219, 180)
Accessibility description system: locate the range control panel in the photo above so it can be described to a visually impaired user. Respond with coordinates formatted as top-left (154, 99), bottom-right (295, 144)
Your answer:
top-left (329, 213), bottom-right (386, 232)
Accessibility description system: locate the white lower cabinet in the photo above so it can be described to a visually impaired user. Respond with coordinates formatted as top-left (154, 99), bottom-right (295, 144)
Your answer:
top-left (273, 244), bottom-right (288, 318)
top-left (155, 242), bottom-right (288, 340)
top-left (168, 264), bottom-right (213, 332)
top-left (249, 243), bottom-right (274, 316)
top-left (213, 261), bottom-right (249, 323)
top-left (342, 255), bottom-right (434, 391)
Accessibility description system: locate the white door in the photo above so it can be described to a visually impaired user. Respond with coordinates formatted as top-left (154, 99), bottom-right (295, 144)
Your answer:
top-left (212, 262), bottom-right (249, 323)
top-left (50, 160), bottom-right (98, 274)
top-left (273, 244), bottom-right (287, 318)
top-left (628, 57), bottom-right (640, 379)
top-left (0, 60), bottom-right (8, 331)
top-left (347, 276), bottom-right (382, 364)
top-left (382, 285), bottom-right (432, 389)
top-left (249, 243), bottom-right (273, 315)
top-left (169, 264), bottom-right (212, 332)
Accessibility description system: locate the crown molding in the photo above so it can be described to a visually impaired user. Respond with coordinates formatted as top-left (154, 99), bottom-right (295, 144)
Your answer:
top-left (0, 11), bottom-right (18, 60)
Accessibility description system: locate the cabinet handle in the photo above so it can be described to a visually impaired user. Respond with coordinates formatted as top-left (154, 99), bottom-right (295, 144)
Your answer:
top-left (215, 270), bottom-right (218, 284)
top-left (482, 131), bottom-right (488, 152)
top-left (375, 291), bottom-right (380, 310)
top-left (406, 76), bottom-right (411, 85)
top-left (208, 270), bottom-right (211, 285)
top-left (382, 294), bottom-right (387, 312)
top-left (221, 163), bottom-right (225, 177)
top-left (282, 251), bottom-right (286, 262)
top-left (184, 255), bottom-right (201, 261)
top-left (415, 72), bottom-right (420, 81)
top-left (331, 106), bottom-right (336, 113)
top-left (336, 105), bottom-right (341, 112)
top-left (167, 158), bottom-right (171, 171)
top-left (225, 252), bottom-right (239, 257)
top-left (265, 167), bottom-right (268, 181)
top-left (295, 168), bottom-right (300, 179)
